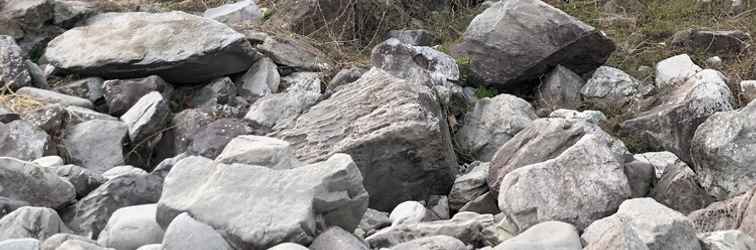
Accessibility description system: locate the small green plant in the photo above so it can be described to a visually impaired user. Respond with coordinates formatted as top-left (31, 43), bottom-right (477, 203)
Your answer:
top-left (475, 85), bottom-right (497, 98)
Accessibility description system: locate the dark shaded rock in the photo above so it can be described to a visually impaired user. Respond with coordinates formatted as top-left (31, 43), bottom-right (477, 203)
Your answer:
top-left (187, 118), bottom-right (252, 158)
top-left (103, 75), bottom-right (173, 116)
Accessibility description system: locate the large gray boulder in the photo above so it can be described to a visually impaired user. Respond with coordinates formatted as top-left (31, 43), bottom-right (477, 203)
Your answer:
top-left (581, 66), bottom-right (651, 112)
top-left (535, 65), bottom-right (585, 111)
top-left (456, 0), bottom-right (614, 90)
top-left (699, 230), bottom-right (756, 250)
top-left (582, 198), bottom-right (701, 250)
top-left (270, 68), bottom-right (458, 211)
top-left (0, 207), bottom-right (70, 241)
top-left (98, 204), bottom-right (164, 250)
top-left (691, 99), bottom-right (756, 200)
top-left (0, 120), bottom-right (49, 161)
top-left (0, 35), bottom-right (31, 90)
top-left (0, 157), bottom-right (75, 209)
top-left (448, 162), bottom-right (489, 211)
top-left (496, 118), bottom-right (632, 232)
top-left (493, 221), bottom-right (581, 250)
top-left (43, 11), bottom-right (257, 84)
top-left (621, 69), bottom-right (734, 163)
top-left (63, 119), bottom-right (128, 174)
top-left (66, 172), bottom-right (162, 238)
top-left (156, 154), bottom-right (369, 249)
top-left (161, 213), bottom-right (231, 250)
top-left (366, 212), bottom-right (497, 248)
top-left (454, 94), bottom-right (536, 161)
top-left (688, 186), bottom-right (756, 240)
top-left (103, 76), bottom-right (172, 116)
top-left (650, 159), bottom-right (714, 214)
top-left (655, 54), bottom-right (702, 88)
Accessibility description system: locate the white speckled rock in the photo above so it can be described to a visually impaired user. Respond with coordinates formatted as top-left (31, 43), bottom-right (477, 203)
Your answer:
top-left (655, 54), bottom-right (702, 88)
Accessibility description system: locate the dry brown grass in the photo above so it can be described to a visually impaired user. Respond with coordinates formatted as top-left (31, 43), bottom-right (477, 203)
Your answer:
top-left (0, 93), bottom-right (44, 114)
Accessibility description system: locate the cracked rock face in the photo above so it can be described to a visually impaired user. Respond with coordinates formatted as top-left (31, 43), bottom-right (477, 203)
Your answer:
top-left (0, 157), bottom-right (75, 209)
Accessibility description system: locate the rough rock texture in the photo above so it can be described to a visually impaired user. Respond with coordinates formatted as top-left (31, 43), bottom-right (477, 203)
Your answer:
top-left (21, 104), bottom-right (66, 136)
top-left (0, 120), bottom-right (49, 161)
top-left (688, 186), bottom-right (756, 240)
top-left (187, 77), bottom-right (237, 110)
top-left (256, 34), bottom-right (332, 72)
top-left (120, 91), bottom-right (171, 143)
top-left (356, 209), bottom-right (391, 238)
top-left (103, 75), bottom-right (173, 116)
top-left (493, 221), bottom-right (582, 250)
top-left (386, 29), bottom-right (440, 46)
top-left (56, 239), bottom-right (112, 250)
top-left (655, 54), bottom-right (702, 88)
top-left (51, 164), bottom-right (106, 199)
top-left (40, 233), bottom-right (96, 250)
top-left (326, 66), bottom-right (367, 95)
top-left (0, 35), bottom-right (31, 90)
top-left (156, 154), bottom-right (369, 249)
top-left (54, 77), bottom-right (105, 103)
top-left (63, 119), bottom-right (128, 174)
top-left (98, 204), bottom-right (164, 250)
top-left (741, 81), bottom-right (756, 103)
top-left (66, 172), bottom-right (162, 238)
top-left (236, 57), bottom-right (279, 99)
top-left (215, 135), bottom-right (301, 169)
top-left (583, 222), bottom-right (649, 250)
top-left (43, 12), bottom-right (257, 84)
top-left (0, 207), bottom-right (70, 241)
top-left (309, 227), bottom-right (368, 250)
top-left (271, 68), bottom-right (458, 211)
top-left (156, 109), bottom-right (214, 158)
top-left (457, 0), bottom-right (614, 90)
top-left (699, 230), bottom-right (756, 250)
top-left (672, 29), bottom-right (751, 56)
top-left (53, 0), bottom-right (96, 28)
top-left (535, 65), bottom-right (585, 111)
top-left (582, 198), bottom-right (701, 250)
top-left (455, 94), bottom-right (536, 161)
top-left (0, 157), bottom-right (75, 209)
top-left (366, 212), bottom-right (497, 248)
top-left (64, 106), bottom-right (119, 125)
top-left (622, 69), bottom-right (734, 163)
top-left (244, 72), bottom-right (321, 130)
top-left (389, 235), bottom-right (467, 250)
top-left (203, 0), bottom-right (262, 25)
top-left (162, 213), bottom-right (231, 250)
top-left (16, 87), bottom-right (93, 108)
top-left (187, 118), bottom-right (252, 159)
top-left (549, 109), bottom-right (607, 124)
top-left (651, 161), bottom-right (715, 214)
top-left (691, 100), bottom-right (756, 199)
top-left (449, 162), bottom-right (489, 211)
top-left (581, 66), bottom-right (650, 112)
top-left (496, 118), bottom-right (632, 232)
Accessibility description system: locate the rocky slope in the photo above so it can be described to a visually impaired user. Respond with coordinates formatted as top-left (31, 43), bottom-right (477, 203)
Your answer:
top-left (0, 0), bottom-right (755, 249)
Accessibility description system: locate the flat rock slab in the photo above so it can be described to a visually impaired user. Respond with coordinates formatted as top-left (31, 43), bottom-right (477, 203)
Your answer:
top-left (43, 11), bottom-right (258, 84)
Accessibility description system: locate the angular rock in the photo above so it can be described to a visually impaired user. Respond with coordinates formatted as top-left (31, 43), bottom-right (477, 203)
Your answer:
top-left (366, 212), bottom-right (497, 248)
top-left (50, 164), bottom-right (106, 199)
top-left (270, 68), bottom-right (458, 211)
top-left (256, 35), bottom-right (332, 72)
top-left (688, 188), bottom-right (756, 237)
top-left (582, 198), bottom-right (701, 250)
top-left (535, 65), bottom-right (585, 111)
top-left (581, 66), bottom-right (649, 112)
top-left (0, 34), bottom-right (31, 90)
top-left (386, 29), bottom-right (440, 46)
top-left (692, 99), bottom-right (756, 199)
top-left (632, 151), bottom-right (683, 179)
top-left (0, 207), bottom-right (70, 241)
top-left (496, 118), bottom-right (631, 232)
top-left (156, 154), bottom-right (369, 249)
top-left (102, 166), bottom-right (147, 180)
top-left (309, 227), bottom-right (368, 250)
top-left (655, 54), bottom-right (702, 88)
top-left (188, 77), bottom-right (236, 110)
top-left (741, 80), bottom-right (756, 103)
top-left (103, 76), bottom-right (173, 116)
top-left (327, 66), bottom-right (367, 94)
top-left (0, 157), bottom-right (74, 208)
top-left (0, 238), bottom-right (39, 250)
top-left (244, 72), bottom-right (321, 130)
top-left (53, 0), bottom-right (96, 28)
top-left (215, 135), bottom-right (301, 169)
top-left (157, 109), bottom-right (214, 158)
top-left (449, 162), bottom-right (489, 211)
top-left (356, 209), bottom-right (391, 238)
top-left (25, 60), bottom-right (48, 89)
top-left (699, 230), bottom-right (756, 250)
top-left (583, 222), bottom-right (649, 250)
top-left (54, 77), bottom-right (105, 104)
top-left (98, 204), bottom-right (164, 250)
top-left (33, 155), bottom-right (63, 167)
top-left (236, 57), bottom-right (280, 99)
top-left (457, 0), bottom-right (614, 90)
top-left (389, 201), bottom-right (428, 226)
top-left (44, 12), bottom-right (257, 84)
top-left (162, 213), bottom-right (231, 250)
top-left (623, 154), bottom-right (657, 198)
top-left (621, 69), bottom-right (734, 163)
top-left (651, 161), bottom-right (715, 214)
top-left (0, 198), bottom-right (27, 219)
top-left (549, 109), bottom-right (608, 124)
top-left (389, 235), bottom-right (466, 250)
top-left (16, 87), bottom-right (93, 108)
top-left (455, 94), bottom-right (536, 161)
top-left (187, 118), bottom-right (252, 159)
top-left (0, 106), bottom-right (20, 123)
top-left (120, 91), bottom-right (170, 144)
top-left (459, 192), bottom-right (500, 215)
top-left (63, 119), bottom-right (128, 174)
top-left (21, 104), bottom-right (66, 135)
top-left (672, 29), bottom-right (751, 56)
top-left (64, 106), bottom-right (118, 125)
top-left (493, 221), bottom-right (581, 250)
top-left (203, 0), bottom-right (262, 25)
top-left (0, 120), bottom-right (49, 161)
top-left (0, 0), bottom-right (53, 28)
top-left (66, 172), bottom-right (162, 238)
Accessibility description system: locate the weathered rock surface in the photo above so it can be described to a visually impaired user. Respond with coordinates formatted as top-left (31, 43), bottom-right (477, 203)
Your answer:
top-left (203, 0), bottom-right (262, 25)
top-left (672, 29), bottom-right (751, 56)
top-left (156, 109), bottom-right (213, 158)
top-left (699, 230), bottom-right (756, 250)
top-left (16, 87), bottom-right (93, 108)
top-left (0, 207), bottom-right (70, 241)
top-left (688, 186), bottom-right (756, 240)
top-left (244, 72), bottom-right (321, 130)
top-left (63, 119), bottom-right (128, 174)
top-left (535, 65), bottom-right (585, 111)
top-left (0, 120), bottom-right (49, 161)
top-left (0, 238), bottom-right (39, 250)
top-left (455, 94), bottom-right (536, 161)
top-left (457, 0), bottom-right (614, 90)
top-left (50, 164), bottom-right (106, 199)
top-left (386, 29), bottom-right (439, 46)
top-left (356, 209), bottom-right (391, 238)
top-left (53, 0), bottom-right (96, 28)
top-left (741, 80), bottom-right (756, 103)
top-left (0, 157), bottom-right (75, 208)
top-left (187, 77), bottom-right (237, 110)
top-left (44, 11), bottom-right (257, 84)
top-left (120, 91), bottom-right (170, 143)
top-left (236, 57), bottom-right (280, 99)
top-left (583, 221), bottom-right (649, 250)
top-left (621, 69), bottom-right (734, 163)
top-left (493, 221), bottom-right (581, 250)
top-left (366, 212), bottom-right (497, 248)
top-left (215, 135), bottom-right (301, 169)
top-left (103, 76), bottom-right (172, 116)
top-left (156, 154), bottom-right (368, 249)
top-left (691, 99), bottom-right (756, 199)
top-left (309, 227), bottom-right (368, 250)
top-left (161, 213), bottom-right (231, 250)
top-left (449, 162), bottom-right (489, 211)
top-left (0, 35), bottom-right (31, 90)
top-left (581, 66), bottom-right (650, 112)
top-left (271, 68), bottom-right (458, 211)
top-left (41, 233), bottom-right (95, 250)
top-left (389, 201), bottom-right (429, 227)
top-left (655, 54), bottom-right (702, 88)
top-left (255, 34), bottom-right (332, 72)
top-left (98, 204), bottom-right (164, 250)
top-left (187, 118), bottom-right (252, 159)
top-left (582, 198), bottom-right (701, 250)
top-left (651, 160), bottom-right (715, 214)
top-left (389, 235), bottom-right (467, 250)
